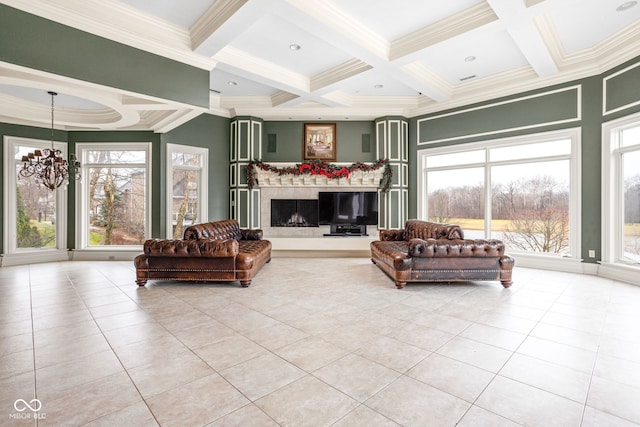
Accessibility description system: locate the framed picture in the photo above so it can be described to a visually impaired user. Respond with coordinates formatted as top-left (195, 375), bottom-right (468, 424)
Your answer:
top-left (303, 123), bottom-right (336, 161)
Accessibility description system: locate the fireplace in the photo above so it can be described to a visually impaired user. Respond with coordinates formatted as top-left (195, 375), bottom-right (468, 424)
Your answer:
top-left (271, 199), bottom-right (319, 227)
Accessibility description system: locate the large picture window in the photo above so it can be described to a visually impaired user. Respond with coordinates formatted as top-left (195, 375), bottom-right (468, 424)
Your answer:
top-left (2, 136), bottom-right (68, 263)
top-left (603, 114), bottom-right (640, 267)
top-left (166, 144), bottom-right (208, 238)
top-left (418, 129), bottom-right (580, 259)
top-left (76, 143), bottom-right (151, 249)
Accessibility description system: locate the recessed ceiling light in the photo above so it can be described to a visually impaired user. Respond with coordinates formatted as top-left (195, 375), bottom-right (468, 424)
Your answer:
top-left (617, 1), bottom-right (637, 11)
top-left (374, 84), bottom-right (384, 89)
top-left (289, 43), bottom-right (301, 51)
top-left (228, 81), bottom-right (237, 86)
top-left (464, 56), bottom-right (476, 62)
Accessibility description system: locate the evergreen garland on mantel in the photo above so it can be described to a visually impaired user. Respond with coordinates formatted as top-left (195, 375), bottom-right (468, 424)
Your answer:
top-left (246, 159), bottom-right (392, 192)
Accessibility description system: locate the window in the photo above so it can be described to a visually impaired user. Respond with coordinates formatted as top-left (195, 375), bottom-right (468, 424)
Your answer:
top-left (76, 143), bottom-right (151, 249)
top-left (166, 144), bottom-right (208, 238)
top-left (603, 114), bottom-right (640, 266)
top-left (2, 136), bottom-right (68, 262)
top-left (418, 129), bottom-right (580, 258)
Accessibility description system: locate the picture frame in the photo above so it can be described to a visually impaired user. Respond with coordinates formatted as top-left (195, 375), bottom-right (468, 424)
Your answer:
top-left (303, 123), bottom-right (336, 161)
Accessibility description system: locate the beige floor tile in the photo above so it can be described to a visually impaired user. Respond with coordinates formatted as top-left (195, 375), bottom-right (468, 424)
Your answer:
top-left (4, 260), bottom-right (640, 425)
top-left (459, 323), bottom-right (526, 351)
top-left (36, 350), bottom-right (124, 401)
top-left (221, 352), bottom-right (306, 401)
top-left (587, 376), bottom-right (640, 424)
top-left (172, 320), bottom-right (238, 349)
top-left (594, 354), bottom-right (640, 388)
top-left (113, 335), bottom-right (192, 370)
top-left (0, 349), bottom-right (33, 380)
top-left (436, 336), bottom-right (512, 373)
top-left (37, 372), bottom-right (141, 426)
top-left (516, 336), bottom-right (597, 373)
top-left (407, 353), bottom-right (495, 402)
top-left (83, 401), bottom-right (158, 427)
top-left (102, 321), bottom-right (171, 348)
top-left (255, 375), bottom-right (358, 427)
top-left (206, 404), bottom-right (278, 427)
top-left (146, 373), bottom-right (249, 426)
top-left (94, 310), bottom-right (154, 332)
top-left (127, 350), bottom-right (215, 398)
top-left (476, 376), bottom-right (584, 427)
top-left (365, 375), bottom-right (470, 427)
top-left (355, 334), bottom-right (430, 373)
top-left (314, 353), bottom-right (400, 402)
top-left (332, 405), bottom-right (400, 426)
top-left (385, 322), bottom-right (455, 352)
top-left (581, 405), bottom-right (640, 427)
top-left (530, 322), bottom-right (601, 352)
top-left (243, 322), bottom-right (309, 351)
top-left (499, 353), bottom-right (591, 403)
top-left (275, 336), bottom-right (350, 372)
top-left (34, 332), bottom-right (112, 369)
top-left (194, 334), bottom-right (269, 371)
top-left (457, 405), bottom-right (521, 427)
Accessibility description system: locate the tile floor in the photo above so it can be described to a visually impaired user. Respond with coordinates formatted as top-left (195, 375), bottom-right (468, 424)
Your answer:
top-left (1, 258), bottom-right (640, 426)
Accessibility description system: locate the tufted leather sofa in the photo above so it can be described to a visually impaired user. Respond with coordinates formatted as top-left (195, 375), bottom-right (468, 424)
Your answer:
top-left (370, 220), bottom-right (514, 289)
top-left (134, 219), bottom-right (271, 287)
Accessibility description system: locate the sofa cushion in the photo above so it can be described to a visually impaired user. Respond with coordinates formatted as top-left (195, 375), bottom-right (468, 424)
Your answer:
top-left (402, 220), bottom-right (464, 241)
top-left (143, 238), bottom-right (239, 257)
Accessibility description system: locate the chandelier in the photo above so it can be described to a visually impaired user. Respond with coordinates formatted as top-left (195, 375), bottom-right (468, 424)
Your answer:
top-left (19, 91), bottom-right (81, 191)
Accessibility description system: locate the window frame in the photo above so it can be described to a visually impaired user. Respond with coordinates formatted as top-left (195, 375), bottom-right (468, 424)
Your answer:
top-left (75, 142), bottom-right (152, 250)
top-left (417, 128), bottom-right (581, 262)
top-left (2, 136), bottom-right (69, 264)
top-left (165, 143), bottom-right (208, 238)
top-left (602, 111), bottom-right (640, 268)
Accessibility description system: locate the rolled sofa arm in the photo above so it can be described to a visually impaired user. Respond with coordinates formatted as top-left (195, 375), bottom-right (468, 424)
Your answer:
top-left (408, 238), bottom-right (505, 257)
top-left (241, 228), bottom-right (263, 240)
top-left (143, 238), bottom-right (239, 257)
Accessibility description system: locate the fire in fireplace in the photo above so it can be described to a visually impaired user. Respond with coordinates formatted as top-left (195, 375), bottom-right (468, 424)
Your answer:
top-left (271, 199), bottom-right (319, 227)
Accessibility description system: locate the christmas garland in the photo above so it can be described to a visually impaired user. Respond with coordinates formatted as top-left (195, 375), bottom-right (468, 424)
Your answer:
top-left (247, 159), bottom-right (393, 192)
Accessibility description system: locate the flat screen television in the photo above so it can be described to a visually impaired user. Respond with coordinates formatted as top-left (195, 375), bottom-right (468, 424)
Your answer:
top-left (318, 191), bottom-right (379, 225)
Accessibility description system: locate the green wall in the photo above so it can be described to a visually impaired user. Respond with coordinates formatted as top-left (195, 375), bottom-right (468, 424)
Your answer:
top-left (262, 121), bottom-right (377, 163)
top-left (162, 114), bottom-right (231, 223)
top-left (0, 4), bottom-right (209, 108)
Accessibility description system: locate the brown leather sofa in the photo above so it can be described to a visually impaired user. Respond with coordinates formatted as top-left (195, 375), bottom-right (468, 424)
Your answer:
top-left (370, 220), bottom-right (514, 289)
top-left (134, 219), bottom-right (271, 287)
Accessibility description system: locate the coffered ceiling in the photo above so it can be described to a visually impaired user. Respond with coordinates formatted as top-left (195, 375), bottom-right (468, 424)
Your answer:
top-left (1, 0), bottom-right (639, 131)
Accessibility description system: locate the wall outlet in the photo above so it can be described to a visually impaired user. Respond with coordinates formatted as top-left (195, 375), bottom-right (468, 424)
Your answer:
top-left (588, 250), bottom-right (596, 258)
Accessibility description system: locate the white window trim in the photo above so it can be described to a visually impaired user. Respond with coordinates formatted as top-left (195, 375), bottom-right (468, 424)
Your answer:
top-left (74, 142), bottom-right (152, 254)
top-left (602, 112), bottom-right (640, 283)
top-left (2, 136), bottom-right (69, 266)
top-left (417, 128), bottom-right (582, 271)
top-left (165, 143), bottom-right (208, 238)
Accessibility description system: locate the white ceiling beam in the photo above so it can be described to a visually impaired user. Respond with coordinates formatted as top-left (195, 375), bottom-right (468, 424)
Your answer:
top-left (487, 0), bottom-right (559, 77)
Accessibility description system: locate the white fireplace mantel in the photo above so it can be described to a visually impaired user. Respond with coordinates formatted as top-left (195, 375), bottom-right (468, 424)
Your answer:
top-left (252, 163), bottom-right (385, 188)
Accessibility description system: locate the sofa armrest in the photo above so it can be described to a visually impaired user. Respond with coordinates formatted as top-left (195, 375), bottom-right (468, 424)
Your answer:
top-left (379, 229), bottom-right (404, 241)
top-left (143, 238), bottom-right (239, 257)
top-left (241, 228), bottom-right (263, 240)
top-left (408, 238), bottom-right (505, 257)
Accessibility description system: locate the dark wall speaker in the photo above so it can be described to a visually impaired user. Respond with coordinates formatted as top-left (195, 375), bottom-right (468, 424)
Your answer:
top-left (267, 134), bottom-right (277, 152)
top-left (361, 134), bottom-right (371, 152)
